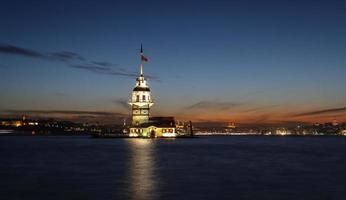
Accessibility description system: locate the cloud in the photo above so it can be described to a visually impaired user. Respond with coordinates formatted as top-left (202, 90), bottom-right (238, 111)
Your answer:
top-left (0, 44), bottom-right (159, 80)
top-left (0, 44), bottom-right (44, 58)
top-left (91, 61), bottom-right (113, 67)
top-left (70, 64), bottom-right (112, 73)
top-left (192, 121), bottom-right (227, 128)
top-left (1, 109), bottom-right (128, 124)
top-left (292, 107), bottom-right (346, 117)
top-left (0, 44), bottom-right (87, 63)
top-left (2, 109), bottom-right (125, 116)
top-left (49, 51), bottom-right (85, 62)
top-left (186, 101), bottom-right (241, 111)
top-left (0, 44), bottom-right (86, 62)
top-left (70, 64), bottom-right (138, 78)
top-left (251, 114), bottom-right (272, 123)
top-left (241, 104), bottom-right (281, 113)
top-left (113, 98), bottom-right (129, 109)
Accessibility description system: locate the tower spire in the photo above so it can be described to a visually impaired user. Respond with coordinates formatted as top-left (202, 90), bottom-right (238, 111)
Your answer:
top-left (140, 44), bottom-right (144, 76)
top-left (139, 44), bottom-right (148, 76)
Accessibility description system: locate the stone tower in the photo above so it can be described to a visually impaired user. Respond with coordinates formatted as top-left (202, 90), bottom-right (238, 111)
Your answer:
top-left (128, 45), bottom-right (153, 126)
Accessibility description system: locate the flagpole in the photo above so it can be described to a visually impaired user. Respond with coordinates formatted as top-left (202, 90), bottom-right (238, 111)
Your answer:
top-left (141, 61), bottom-right (143, 76)
top-left (140, 44), bottom-right (143, 76)
top-left (140, 57), bottom-right (143, 76)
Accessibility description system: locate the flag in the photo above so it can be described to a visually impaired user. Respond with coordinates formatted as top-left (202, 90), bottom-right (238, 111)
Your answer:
top-left (141, 54), bottom-right (148, 62)
top-left (140, 44), bottom-right (148, 62)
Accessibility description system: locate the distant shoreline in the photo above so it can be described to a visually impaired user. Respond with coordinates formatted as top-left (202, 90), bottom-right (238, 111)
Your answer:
top-left (1, 133), bottom-right (345, 138)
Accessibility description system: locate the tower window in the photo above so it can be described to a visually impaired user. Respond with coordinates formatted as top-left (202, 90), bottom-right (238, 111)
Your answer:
top-left (142, 95), bottom-right (146, 101)
top-left (136, 95), bottom-right (139, 102)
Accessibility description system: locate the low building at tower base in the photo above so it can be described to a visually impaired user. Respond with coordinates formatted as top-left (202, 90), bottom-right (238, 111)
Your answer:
top-left (129, 117), bottom-right (176, 138)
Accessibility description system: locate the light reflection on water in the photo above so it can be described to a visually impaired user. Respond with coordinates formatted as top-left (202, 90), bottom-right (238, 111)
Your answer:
top-left (127, 139), bottom-right (158, 200)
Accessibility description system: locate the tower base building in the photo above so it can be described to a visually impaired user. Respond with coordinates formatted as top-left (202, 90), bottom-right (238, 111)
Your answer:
top-left (129, 117), bottom-right (176, 138)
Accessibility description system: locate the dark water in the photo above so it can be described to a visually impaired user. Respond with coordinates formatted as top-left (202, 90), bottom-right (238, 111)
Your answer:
top-left (1, 136), bottom-right (346, 200)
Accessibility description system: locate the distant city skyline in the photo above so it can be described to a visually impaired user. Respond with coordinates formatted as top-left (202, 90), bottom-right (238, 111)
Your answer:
top-left (1, 0), bottom-right (346, 125)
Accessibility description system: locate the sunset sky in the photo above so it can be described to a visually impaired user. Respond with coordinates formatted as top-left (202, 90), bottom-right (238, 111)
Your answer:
top-left (1, 0), bottom-right (346, 125)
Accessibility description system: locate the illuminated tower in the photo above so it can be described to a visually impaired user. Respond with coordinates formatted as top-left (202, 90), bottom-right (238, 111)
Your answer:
top-left (129, 45), bottom-right (153, 126)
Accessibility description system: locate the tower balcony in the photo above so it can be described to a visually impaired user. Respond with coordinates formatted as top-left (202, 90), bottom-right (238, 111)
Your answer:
top-left (128, 101), bottom-right (154, 107)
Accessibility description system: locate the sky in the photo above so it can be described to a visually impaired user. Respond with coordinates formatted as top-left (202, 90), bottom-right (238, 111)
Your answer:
top-left (1, 0), bottom-right (346, 125)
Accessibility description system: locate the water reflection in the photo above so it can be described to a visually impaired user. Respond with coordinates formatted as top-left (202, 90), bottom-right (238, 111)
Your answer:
top-left (127, 139), bottom-right (158, 200)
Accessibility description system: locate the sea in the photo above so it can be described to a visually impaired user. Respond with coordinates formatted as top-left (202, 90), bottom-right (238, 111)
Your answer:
top-left (1, 135), bottom-right (346, 200)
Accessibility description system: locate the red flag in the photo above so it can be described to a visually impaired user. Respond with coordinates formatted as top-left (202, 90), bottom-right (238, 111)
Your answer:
top-left (141, 54), bottom-right (148, 62)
